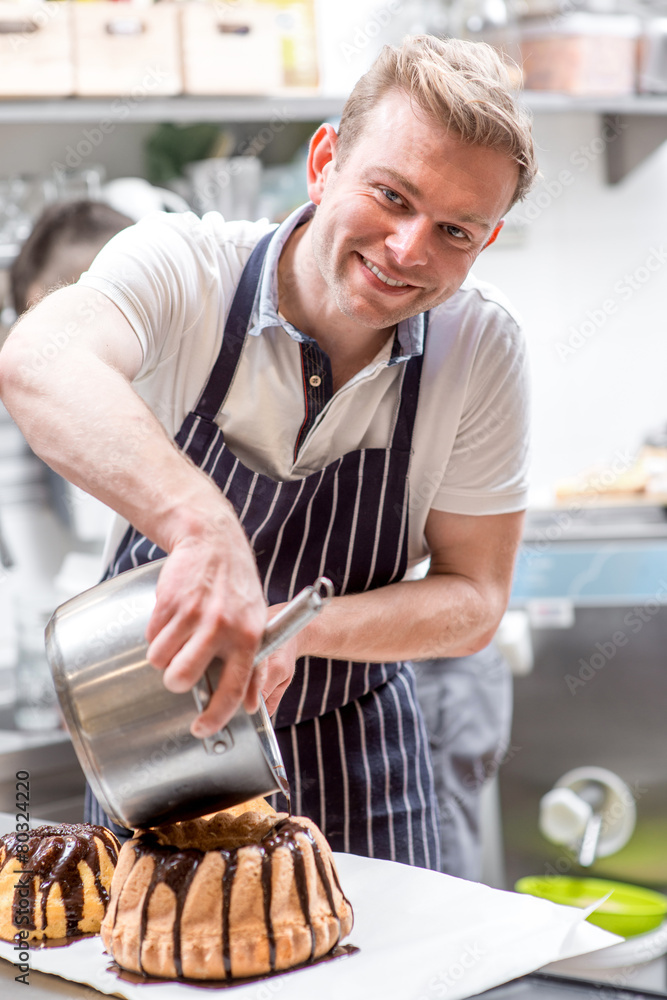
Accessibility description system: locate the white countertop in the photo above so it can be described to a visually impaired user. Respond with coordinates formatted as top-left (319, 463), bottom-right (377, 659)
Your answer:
top-left (0, 813), bottom-right (624, 1000)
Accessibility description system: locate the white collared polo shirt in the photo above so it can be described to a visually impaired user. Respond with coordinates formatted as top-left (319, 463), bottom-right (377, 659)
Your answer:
top-left (78, 202), bottom-right (530, 573)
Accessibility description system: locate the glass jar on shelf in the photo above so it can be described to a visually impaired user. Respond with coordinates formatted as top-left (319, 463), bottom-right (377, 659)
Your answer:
top-left (448, 0), bottom-right (523, 82)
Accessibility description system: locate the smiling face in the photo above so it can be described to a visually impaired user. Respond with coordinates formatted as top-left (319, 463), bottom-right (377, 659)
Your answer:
top-left (306, 89), bottom-right (519, 332)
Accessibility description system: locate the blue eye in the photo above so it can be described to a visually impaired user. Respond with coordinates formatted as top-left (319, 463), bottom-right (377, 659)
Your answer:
top-left (381, 188), bottom-right (402, 205)
top-left (445, 225), bottom-right (467, 240)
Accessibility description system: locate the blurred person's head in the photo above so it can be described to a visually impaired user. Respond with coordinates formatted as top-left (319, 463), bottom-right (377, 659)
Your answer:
top-left (335, 34), bottom-right (537, 211)
top-left (10, 200), bottom-right (133, 316)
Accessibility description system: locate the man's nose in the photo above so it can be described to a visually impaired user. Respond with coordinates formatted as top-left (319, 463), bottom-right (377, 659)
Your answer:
top-left (385, 215), bottom-right (430, 266)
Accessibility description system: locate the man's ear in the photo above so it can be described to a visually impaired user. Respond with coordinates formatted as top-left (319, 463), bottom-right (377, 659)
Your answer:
top-left (307, 123), bottom-right (338, 205)
top-left (482, 221), bottom-right (504, 250)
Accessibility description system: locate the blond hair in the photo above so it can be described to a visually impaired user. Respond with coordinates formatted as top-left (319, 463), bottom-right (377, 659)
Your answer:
top-left (335, 35), bottom-right (537, 209)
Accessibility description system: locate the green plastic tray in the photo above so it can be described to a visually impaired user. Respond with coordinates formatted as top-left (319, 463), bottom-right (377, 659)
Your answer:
top-left (515, 875), bottom-right (667, 937)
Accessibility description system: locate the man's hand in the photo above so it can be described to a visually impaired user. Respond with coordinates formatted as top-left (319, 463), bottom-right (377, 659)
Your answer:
top-left (145, 510), bottom-right (269, 738)
top-left (259, 605), bottom-right (303, 716)
top-left (233, 601), bottom-right (303, 720)
top-left (0, 285), bottom-right (280, 741)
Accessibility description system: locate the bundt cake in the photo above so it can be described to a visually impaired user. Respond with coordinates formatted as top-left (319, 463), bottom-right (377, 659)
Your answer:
top-left (101, 800), bottom-right (354, 980)
top-left (0, 823), bottom-right (120, 942)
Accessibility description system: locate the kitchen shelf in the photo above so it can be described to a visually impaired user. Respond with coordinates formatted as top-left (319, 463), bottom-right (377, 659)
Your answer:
top-left (0, 90), bottom-right (665, 182)
top-left (1, 90), bottom-right (667, 120)
top-left (0, 94), bottom-right (346, 124)
top-left (521, 91), bottom-right (667, 114)
top-left (521, 91), bottom-right (667, 182)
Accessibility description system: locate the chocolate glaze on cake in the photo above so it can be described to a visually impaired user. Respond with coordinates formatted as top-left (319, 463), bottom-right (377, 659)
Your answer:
top-left (0, 824), bottom-right (119, 940)
top-left (106, 815), bottom-right (352, 979)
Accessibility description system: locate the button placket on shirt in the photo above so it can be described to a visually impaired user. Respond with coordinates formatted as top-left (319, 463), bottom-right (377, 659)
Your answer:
top-left (293, 339), bottom-right (333, 464)
top-left (291, 353), bottom-right (406, 476)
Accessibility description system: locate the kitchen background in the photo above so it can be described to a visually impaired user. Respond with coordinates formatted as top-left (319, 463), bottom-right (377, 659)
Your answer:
top-left (1, 1), bottom-right (667, 983)
top-left (0, 0), bottom-right (664, 497)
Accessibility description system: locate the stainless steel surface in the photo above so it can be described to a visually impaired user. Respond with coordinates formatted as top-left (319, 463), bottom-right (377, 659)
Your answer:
top-left (576, 781), bottom-right (605, 868)
top-left (577, 813), bottom-right (602, 868)
top-left (191, 575), bottom-right (333, 756)
top-left (252, 576), bottom-right (334, 664)
top-left (577, 781), bottom-right (605, 868)
top-left (45, 560), bottom-right (332, 829)
top-left (0, 710), bottom-right (85, 823)
top-left (523, 505), bottom-right (667, 542)
top-left (503, 510), bottom-right (667, 889)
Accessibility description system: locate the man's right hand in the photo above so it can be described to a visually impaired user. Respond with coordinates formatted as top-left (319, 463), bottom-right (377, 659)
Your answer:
top-left (145, 505), bottom-right (268, 738)
top-left (0, 284), bottom-right (269, 738)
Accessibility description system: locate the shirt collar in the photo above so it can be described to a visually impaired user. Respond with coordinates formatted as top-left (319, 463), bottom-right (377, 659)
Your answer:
top-left (249, 201), bottom-right (425, 362)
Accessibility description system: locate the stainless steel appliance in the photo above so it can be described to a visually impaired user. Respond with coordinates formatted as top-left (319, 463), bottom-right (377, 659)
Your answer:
top-left (501, 505), bottom-right (667, 892)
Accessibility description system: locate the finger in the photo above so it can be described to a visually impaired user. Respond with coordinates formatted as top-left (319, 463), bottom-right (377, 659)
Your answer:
top-left (145, 564), bottom-right (187, 644)
top-left (157, 614), bottom-right (262, 691)
top-left (152, 626), bottom-right (225, 690)
top-left (263, 677), bottom-right (293, 717)
top-left (146, 615), bottom-right (193, 672)
top-left (191, 653), bottom-right (255, 737)
top-left (145, 586), bottom-right (205, 648)
top-left (243, 663), bottom-right (267, 715)
top-left (257, 650), bottom-right (296, 714)
top-left (145, 599), bottom-right (175, 645)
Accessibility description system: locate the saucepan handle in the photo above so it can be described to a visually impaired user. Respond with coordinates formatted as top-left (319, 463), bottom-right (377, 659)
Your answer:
top-left (192, 577), bottom-right (333, 753)
top-left (253, 576), bottom-right (334, 666)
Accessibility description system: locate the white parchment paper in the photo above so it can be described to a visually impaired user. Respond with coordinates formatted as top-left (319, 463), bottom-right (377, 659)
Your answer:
top-left (0, 852), bottom-right (620, 1000)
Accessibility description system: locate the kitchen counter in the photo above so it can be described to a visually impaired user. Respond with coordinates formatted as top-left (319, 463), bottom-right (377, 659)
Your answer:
top-left (0, 709), bottom-right (86, 823)
top-left (524, 503), bottom-right (667, 541)
top-left (0, 812), bottom-right (663, 1000)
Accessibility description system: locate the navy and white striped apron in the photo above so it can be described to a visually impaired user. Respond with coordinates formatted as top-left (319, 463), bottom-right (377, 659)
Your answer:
top-left (86, 231), bottom-right (440, 870)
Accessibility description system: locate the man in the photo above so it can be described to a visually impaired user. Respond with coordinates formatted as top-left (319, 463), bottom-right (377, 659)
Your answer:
top-left (0, 35), bottom-right (537, 871)
top-left (10, 200), bottom-right (133, 317)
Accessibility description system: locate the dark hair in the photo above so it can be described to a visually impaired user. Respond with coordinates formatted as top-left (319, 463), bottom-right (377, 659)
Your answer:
top-left (10, 199), bottom-right (133, 315)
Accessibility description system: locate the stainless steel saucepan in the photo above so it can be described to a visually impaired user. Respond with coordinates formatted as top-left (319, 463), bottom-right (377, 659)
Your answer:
top-left (45, 558), bottom-right (332, 829)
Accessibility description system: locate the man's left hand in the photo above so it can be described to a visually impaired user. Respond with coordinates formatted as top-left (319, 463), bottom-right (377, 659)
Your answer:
top-left (252, 604), bottom-right (302, 716)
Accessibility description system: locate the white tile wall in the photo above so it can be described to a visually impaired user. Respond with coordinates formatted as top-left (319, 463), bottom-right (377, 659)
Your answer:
top-left (472, 113), bottom-right (667, 504)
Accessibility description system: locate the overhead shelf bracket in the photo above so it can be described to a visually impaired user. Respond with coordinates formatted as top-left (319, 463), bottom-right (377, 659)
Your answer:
top-left (604, 113), bottom-right (667, 184)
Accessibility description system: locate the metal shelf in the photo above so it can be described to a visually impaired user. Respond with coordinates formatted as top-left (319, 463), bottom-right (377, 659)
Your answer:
top-left (0, 94), bottom-right (345, 124)
top-left (0, 91), bottom-right (664, 182)
top-left (1, 91), bottom-right (667, 124)
top-left (518, 92), bottom-right (667, 183)
top-left (520, 91), bottom-right (667, 115)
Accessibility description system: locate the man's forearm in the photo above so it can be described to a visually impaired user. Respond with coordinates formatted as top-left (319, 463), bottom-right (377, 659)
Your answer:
top-left (0, 288), bottom-right (269, 736)
top-left (0, 299), bottom-right (232, 551)
top-left (299, 573), bottom-right (506, 663)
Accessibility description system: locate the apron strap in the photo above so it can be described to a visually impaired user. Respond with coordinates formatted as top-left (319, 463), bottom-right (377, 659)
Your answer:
top-left (194, 229), bottom-right (275, 421)
top-left (390, 310), bottom-right (429, 452)
top-left (195, 227), bottom-right (429, 444)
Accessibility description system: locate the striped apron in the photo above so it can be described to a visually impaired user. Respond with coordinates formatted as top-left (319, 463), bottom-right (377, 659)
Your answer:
top-left (86, 231), bottom-right (441, 871)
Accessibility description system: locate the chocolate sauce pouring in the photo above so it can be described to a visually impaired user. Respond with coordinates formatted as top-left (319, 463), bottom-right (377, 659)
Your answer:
top-left (46, 566), bottom-right (333, 830)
